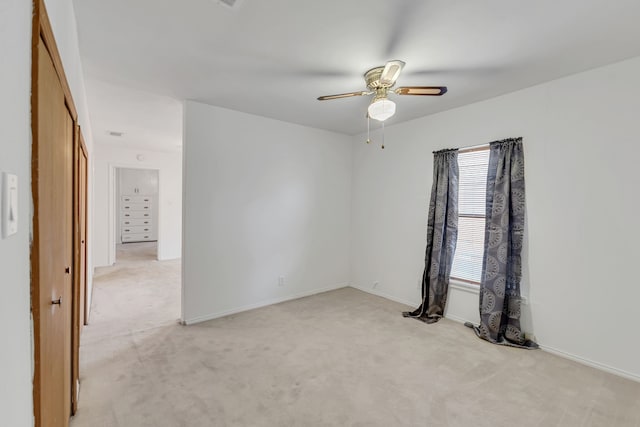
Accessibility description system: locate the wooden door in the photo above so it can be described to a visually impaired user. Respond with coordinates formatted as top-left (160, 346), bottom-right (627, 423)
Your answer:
top-left (71, 128), bottom-right (89, 414)
top-left (79, 138), bottom-right (88, 326)
top-left (35, 36), bottom-right (74, 427)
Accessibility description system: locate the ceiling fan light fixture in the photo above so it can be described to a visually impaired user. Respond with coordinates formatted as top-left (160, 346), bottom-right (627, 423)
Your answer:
top-left (368, 98), bottom-right (396, 122)
top-left (317, 60), bottom-right (447, 125)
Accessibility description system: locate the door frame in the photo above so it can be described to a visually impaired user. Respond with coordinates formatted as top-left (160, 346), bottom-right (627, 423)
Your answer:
top-left (31, 0), bottom-right (82, 424)
top-left (107, 164), bottom-right (161, 264)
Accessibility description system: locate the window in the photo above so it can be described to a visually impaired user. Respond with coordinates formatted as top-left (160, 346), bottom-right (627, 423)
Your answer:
top-left (451, 146), bottom-right (490, 284)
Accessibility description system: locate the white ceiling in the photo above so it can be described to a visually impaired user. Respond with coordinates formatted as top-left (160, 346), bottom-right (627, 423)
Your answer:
top-left (85, 79), bottom-right (182, 151)
top-left (74, 0), bottom-right (640, 144)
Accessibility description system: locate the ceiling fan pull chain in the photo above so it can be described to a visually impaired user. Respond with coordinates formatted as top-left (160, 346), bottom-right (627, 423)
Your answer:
top-left (381, 121), bottom-right (385, 150)
top-left (366, 115), bottom-right (371, 144)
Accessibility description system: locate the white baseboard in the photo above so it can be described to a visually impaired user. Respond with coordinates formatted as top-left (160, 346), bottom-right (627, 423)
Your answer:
top-left (348, 284), bottom-right (417, 309)
top-left (157, 255), bottom-right (181, 261)
top-left (183, 282), bottom-right (349, 325)
top-left (351, 285), bottom-right (640, 384)
top-left (539, 344), bottom-right (640, 383)
top-left (443, 312), bottom-right (475, 325)
top-left (184, 282), bottom-right (640, 383)
top-left (350, 284), bottom-right (477, 325)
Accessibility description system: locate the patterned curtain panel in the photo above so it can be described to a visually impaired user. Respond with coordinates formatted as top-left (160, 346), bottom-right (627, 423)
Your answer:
top-left (466, 138), bottom-right (538, 348)
top-left (403, 149), bottom-right (459, 323)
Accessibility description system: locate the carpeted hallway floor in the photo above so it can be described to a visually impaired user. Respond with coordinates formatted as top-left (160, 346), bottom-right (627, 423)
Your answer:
top-left (71, 243), bottom-right (640, 427)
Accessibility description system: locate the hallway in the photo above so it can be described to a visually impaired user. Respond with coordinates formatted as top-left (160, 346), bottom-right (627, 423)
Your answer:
top-left (71, 242), bottom-right (181, 426)
top-left (86, 242), bottom-right (180, 337)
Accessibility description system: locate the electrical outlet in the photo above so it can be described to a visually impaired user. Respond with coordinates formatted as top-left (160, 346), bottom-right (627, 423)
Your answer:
top-left (278, 276), bottom-right (284, 287)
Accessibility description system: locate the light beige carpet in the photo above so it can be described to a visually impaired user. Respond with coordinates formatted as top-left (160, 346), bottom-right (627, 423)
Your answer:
top-left (71, 243), bottom-right (640, 427)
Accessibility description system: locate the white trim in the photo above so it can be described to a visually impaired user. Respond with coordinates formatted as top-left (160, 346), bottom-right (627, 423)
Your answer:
top-left (449, 279), bottom-right (528, 305)
top-left (449, 279), bottom-right (480, 294)
top-left (348, 284), bottom-right (416, 308)
top-left (539, 344), bottom-right (640, 383)
top-left (183, 283), bottom-right (349, 325)
top-left (107, 165), bottom-right (115, 265)
top-left (350, 283), bottom-right (478, 323)
top-left (352, 285), bottom-right (640, 383)
top-left (180, 101), bottom-right (187, 324)
top-left (443, 312), bottom-right (476, 325)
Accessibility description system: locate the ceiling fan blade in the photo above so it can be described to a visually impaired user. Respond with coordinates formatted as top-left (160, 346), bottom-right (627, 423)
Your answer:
top-left (317, 91), bottom-right (370, 101)
top-left (394, 86), bottom-right (448, 96)
top-left (380, 60), bottom-right (406, 86)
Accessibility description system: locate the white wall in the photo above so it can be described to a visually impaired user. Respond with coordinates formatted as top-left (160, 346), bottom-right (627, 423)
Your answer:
top-left (44, 0), bottom-right (93, 152)
top-left (351, 56), bottom-right (640, 380)
top-left (182, 101), bottom-right (352, 324)
top-left (0, 2), bottom-right (35, 425)
top-left (93, 145), bottom-right (182, 270)
top-left (0, 1), bottom-right (94, 424)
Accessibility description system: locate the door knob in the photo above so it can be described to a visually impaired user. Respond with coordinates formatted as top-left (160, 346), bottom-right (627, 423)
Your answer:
top-left (65, 266), bottom-right (71, 274)
top-left (52, 297), bottom-right (62, 305)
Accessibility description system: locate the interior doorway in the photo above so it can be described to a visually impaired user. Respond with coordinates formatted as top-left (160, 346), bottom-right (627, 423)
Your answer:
top-left (107, 166), bottom-right (160, 263)
top-left (89, 163), bottom-right (181, 339)
top-left (115, 167), bottom-right (159, 263)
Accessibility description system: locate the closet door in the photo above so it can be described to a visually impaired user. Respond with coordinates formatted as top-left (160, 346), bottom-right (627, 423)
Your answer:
top-left (72, 128), bottom-right (89, 414)
top-left (79, 142), bottom-right (88, 326)
top-left (119, 168), bottom-right (140, 194)
top-left (137, 169), bottom-right (159, 195)
top-left (35, 36), bottom-right (74, 427)
top-left (119, 168), bottom-right (158, 195)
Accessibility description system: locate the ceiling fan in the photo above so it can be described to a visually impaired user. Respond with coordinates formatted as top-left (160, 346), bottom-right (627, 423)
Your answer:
top-left (317, 60), bottom-right (447, 122)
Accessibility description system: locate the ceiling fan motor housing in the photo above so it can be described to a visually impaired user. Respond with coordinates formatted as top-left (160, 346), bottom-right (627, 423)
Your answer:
top-left (364, 66), bottom-right (392, 89)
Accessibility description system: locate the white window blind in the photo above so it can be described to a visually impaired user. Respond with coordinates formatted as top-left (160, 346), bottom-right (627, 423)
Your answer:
top-left (451, 147), bottom-right (490, 284)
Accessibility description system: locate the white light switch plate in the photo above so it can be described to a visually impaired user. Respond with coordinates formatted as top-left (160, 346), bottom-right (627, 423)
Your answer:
top-left (2, 172), bottom-right (18, 238)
